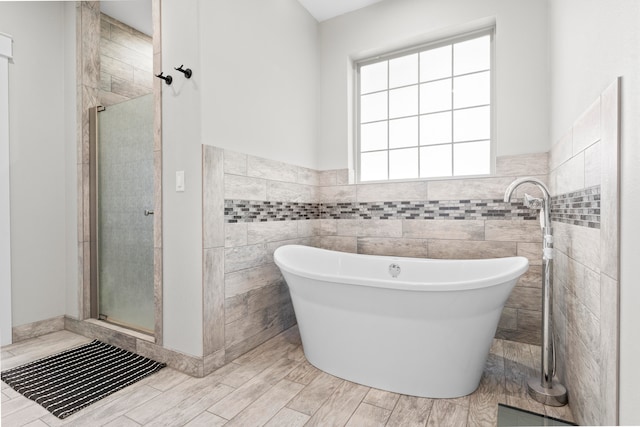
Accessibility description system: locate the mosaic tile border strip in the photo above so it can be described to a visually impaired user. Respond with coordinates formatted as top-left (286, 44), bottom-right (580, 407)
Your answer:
top-left (225, 201), bottom-right (320, 223)
top-left (550, 185), bottom-right (600, 229)
top-left (224, 199), bottom-right (538, 223)
top-left (320, 200), bottom-right (538, 221)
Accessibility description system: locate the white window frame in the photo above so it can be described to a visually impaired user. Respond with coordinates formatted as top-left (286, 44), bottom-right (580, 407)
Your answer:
top-left (354, 27), bottom-right (496, 183)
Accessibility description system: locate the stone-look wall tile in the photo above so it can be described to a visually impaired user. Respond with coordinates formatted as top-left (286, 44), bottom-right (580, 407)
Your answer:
top-left (565, 328), bottom-right (601, 426)
top-left (550, 130), bottom-right (573, 172)
top-left (427, 177), bottom-right (515, 200)
top-left (580, 267), bottom-right (601, 319)
top-left (427, 240), bottom-right (516, 260)
top-left (356, 238), bottom-right (428, 258)
top-left (357, 219), bottom-right (402, 238)
top-left (225, 281), bottom-right (288, 325)
top-left (566, 292), bottom-right (600, 363)
top-left (553, 222), bottom-right (600, 271)
top-left (266, 181), bottom-right (314, 203)
top-left (553, 250), bottom-right (585, 296)
top-left (77, 163), bottom-right (84, 244)
top-left (498, 308), bottom-right (518, 330)
top-left (83, 241), bottom-right (91, 319)
top-left (154, 150), bottom-right (162, 249)
top-left (247, 155), bottom-right (298, 182)
top-left (517, 242), bottom-right (542, 265)
top-left (224, 299), bottom-right (294, 349)
top-left (77, 241), bottom-right (84, 318)
top-left (516, 309), bottom-right (542, 333)
top-left (505, 286), bottom-right (541, 310)
top-left (298, 167), bottom-right (320, 186)
top-left (204, 248), bottom-right (225, 355)
top-left (554, 152), bottom-right (585, 195)
top-left (403, 220), bottom-right (485, 240)
top-left (572, 97), bottom-right (601, 155)
top-left (136, 339), bottom-right (203, 378)
top-left (224, 174), bottom-right (267, 201)
top-left (600, 274), bottom-right (619, 426)
top-left (318, 170), bottom-right (337, 186)
top-left (225, 263), bottom-right (282, 298)
top-left (495, 329), bottom-right (540, 346)
top-left (318, 219), bottom-right (337, 236)
top-left (297, 220), bottom-right (320, 238)
top-left (485, 221), bottom-right (542, 242)
top-left (517, 268), bottom-right (542, 289)
top-left (247, 221), bottom-right (298, 245)
top-left (151, 0), bottom-right (161, 55)
top-left (153, 52), bottom-right (162, 152)
top-left (81, 3), bottom-right (101, 89)
top-left (584, 141), bottom-right (601, 189)
top-left (600, 79), bottom-right (620, 280)
top-left (82, 162), bottom-right (91, 242)
top-left (317, 236), bottom-right (357, 253)
top-left (224, 306), bottom-right (296, 362)
top-left (12, 316), bottom-right (65, 342)
top-left (64, 316), bottom-right (137, 354)
top-left (336, 169), bottom-right (352, 185)
top-left (266, 238), bottom-right (314, 260)
top-left (224, 150), bottom-right (248, 176)
top-left (318, 185), bottom-right (356, 203)
top-left (496, 152), bottom-right (549, 177)
top-left (225, 223), bottom-right (248, 247)
top-left (224, 244), bottom-right (269, 273)
top-left (336, 219), bottom-right (358, 236)
top-left (203, 146), bottom-right (224, 249)
top-left (204, 349), bottom-right (226, 376)
top-left (356, 182), bottom-right (427, 202)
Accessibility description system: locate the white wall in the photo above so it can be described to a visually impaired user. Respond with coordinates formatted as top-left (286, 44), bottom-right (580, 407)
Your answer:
top-left (161, 0), bottom-right (204, 357)
top-left (199, 0), bottom-right (319, 169)
top-left (63, 2), bottom-right (78, 320)
top-left (548, 0), bottom-right (640, 424)
top-left (0, 32), bottom-right (13, 345)
top-left (317, 0), bottom-right (549, 170)
top-left (0, 2), bottom-right (69, 327)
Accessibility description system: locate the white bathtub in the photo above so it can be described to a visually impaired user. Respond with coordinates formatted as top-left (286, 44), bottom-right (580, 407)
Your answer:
top-left (273, 244), bottom-right (529, 398)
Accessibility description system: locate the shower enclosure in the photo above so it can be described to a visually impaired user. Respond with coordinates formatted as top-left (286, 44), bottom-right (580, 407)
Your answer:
top-left (89, 94), bottom-right (155, 333)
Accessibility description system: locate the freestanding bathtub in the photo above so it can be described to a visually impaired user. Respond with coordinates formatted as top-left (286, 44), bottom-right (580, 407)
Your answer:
top-left (273, 244), bottom-right (529, 398)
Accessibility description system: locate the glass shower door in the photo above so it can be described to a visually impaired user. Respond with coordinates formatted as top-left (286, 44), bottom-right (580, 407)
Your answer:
top-left (96, 94), bottom-right (154, 333)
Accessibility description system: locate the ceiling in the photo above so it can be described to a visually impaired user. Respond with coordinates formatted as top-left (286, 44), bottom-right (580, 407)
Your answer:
top-left (297, 0), bottom-right (385, 22)
top-left (98, 0), bottom-right (384, 37)
top-left (100, 0), bottom-right (152, 36)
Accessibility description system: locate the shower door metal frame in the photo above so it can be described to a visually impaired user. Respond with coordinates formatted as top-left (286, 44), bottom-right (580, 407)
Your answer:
top-left (88, 105), bottom-right (101, 321)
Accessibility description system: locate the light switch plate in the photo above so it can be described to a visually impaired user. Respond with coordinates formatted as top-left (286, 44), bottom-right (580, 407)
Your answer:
top-left (176, 171), bottom-right (185, 192)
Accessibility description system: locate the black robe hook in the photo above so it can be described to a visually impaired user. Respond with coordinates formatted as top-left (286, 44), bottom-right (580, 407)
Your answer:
top-left (155, 72), bottom-right (172, 85)
top-left (174, 65), bottom-right (193, 79)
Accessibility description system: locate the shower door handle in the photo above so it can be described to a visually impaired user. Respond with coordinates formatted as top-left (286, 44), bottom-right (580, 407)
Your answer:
top-left (144, 210), bottom-right (154, 216)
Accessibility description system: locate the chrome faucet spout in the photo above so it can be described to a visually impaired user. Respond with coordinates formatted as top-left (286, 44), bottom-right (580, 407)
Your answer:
top-left (503, 177), bottom-right (552, 229)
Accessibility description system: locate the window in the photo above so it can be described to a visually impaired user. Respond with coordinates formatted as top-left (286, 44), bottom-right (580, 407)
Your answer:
top-left (357, 30), bottom-right (493, 182)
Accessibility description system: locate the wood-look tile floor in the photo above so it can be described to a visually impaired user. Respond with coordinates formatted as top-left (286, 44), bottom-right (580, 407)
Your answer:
top-left (1, 328), bottom-right (575, 427)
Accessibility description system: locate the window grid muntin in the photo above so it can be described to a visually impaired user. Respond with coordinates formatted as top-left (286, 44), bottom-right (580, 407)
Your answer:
top-left (357, 29), bottom-right (493, 182)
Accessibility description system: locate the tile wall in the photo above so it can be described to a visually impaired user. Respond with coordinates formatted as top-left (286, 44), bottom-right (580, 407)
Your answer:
top-left (99, 13), bottom-right (153, 107)
top-left (203, 146), bottom-right (552, 371)
top-left (549, 79), bottom-right (620, 426)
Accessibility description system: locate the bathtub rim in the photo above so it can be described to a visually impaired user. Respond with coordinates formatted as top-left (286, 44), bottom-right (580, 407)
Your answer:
top-left (274, 244), bottom-right (530, 292)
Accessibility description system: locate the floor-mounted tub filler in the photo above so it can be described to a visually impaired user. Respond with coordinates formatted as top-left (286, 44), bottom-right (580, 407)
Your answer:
top-left (274, 245), bottom-right (529, 398)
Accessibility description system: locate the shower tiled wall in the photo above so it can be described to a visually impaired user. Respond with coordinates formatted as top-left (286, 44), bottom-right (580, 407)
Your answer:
top-left (549, 79), bottom-right (619, 426)
top-left (99, 13), bottom-right (153, 107)
top-left (202, 146), bottom-right (552, 369)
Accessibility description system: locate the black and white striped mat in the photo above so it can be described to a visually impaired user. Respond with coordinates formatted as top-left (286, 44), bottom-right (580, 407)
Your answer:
top-left (1, 340), bottom-right (165, 419)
